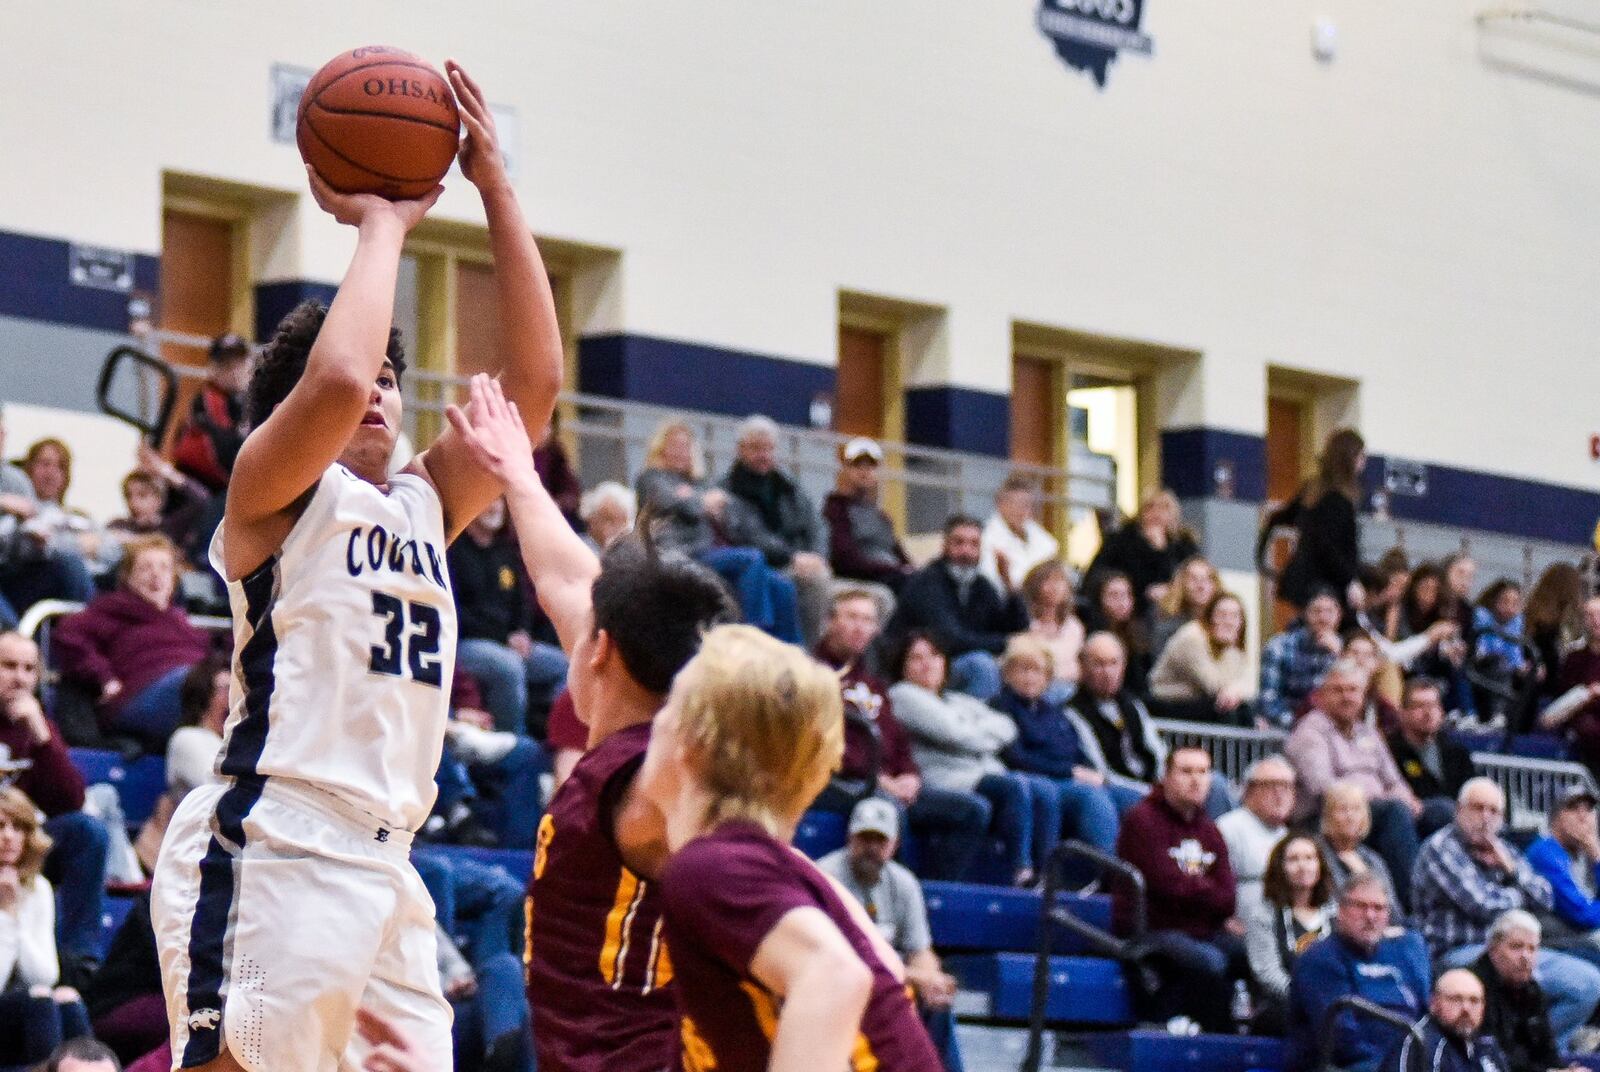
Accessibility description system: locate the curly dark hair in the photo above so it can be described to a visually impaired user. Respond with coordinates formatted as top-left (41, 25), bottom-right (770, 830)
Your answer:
top-left (246, 300), bottom-right (407, 427)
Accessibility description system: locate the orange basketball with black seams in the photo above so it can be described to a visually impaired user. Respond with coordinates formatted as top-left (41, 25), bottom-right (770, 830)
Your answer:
top-left (297, 46), bottom-right (459, 200)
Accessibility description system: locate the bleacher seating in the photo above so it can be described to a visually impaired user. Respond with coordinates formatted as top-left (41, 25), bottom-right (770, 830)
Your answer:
top-left (70, 748), bottom-right (166, 826)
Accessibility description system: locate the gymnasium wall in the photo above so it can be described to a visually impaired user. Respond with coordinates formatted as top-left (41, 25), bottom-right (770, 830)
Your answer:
top-left (3, 0), bottom-right (1599, 550)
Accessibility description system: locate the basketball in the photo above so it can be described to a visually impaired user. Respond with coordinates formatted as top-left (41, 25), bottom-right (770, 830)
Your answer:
top-left (296, 46), bottom-right (459, 200)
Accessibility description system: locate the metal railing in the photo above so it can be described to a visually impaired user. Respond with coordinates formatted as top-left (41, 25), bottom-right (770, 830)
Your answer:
top-left (1154, 717), bottom-right (1287, 786)
top-left (401, 368), bottom-right (1118, 540)
top-left (1318, 997), bottom-right (1426, 1072)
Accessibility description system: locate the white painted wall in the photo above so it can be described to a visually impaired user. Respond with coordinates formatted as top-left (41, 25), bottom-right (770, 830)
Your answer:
top-left (5, 0), bottom-right (1600, 490)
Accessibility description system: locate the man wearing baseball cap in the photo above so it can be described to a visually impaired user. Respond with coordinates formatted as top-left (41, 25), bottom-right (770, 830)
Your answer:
top-left (816, 797), bottom-right (963, 1071)
top-left (822, 438), bottom-right (914, 593)
top-left (1525, 785), bottom-right (1600, 955)
top-left (170, 332), bottom-right (252, 493)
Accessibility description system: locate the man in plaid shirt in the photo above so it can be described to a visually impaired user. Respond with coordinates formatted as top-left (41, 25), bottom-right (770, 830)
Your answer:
top-left (1259, 589), bottom-right (1343, 728)
top-left (1413, 778), bottom-right (1600, 1045)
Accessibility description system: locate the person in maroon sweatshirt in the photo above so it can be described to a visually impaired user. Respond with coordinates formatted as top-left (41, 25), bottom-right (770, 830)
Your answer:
top-left (1114, 746), bottom-right (1249, 1031)
top-left (53, 534), bottom-right (210, 749)
top-left (811, 587), bottom-right (991, 880)
top-left (0, 630), bottom-right (109, 987)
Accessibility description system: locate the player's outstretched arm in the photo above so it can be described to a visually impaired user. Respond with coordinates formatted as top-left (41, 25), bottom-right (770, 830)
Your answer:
top-left (750, 907), bottom-right (874, 1072)
top-left (447, 375), bottom-right (599, 652)
top-left (223, 172), bottom-right (441, 579)
top-left (409, 61), bottom-right (564, 542)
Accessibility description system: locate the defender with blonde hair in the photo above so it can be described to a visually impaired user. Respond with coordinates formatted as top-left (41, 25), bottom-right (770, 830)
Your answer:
top-left (638, 625), bottom-right (940, 1071)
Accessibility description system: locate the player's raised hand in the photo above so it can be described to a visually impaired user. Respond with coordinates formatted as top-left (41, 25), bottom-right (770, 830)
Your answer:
top-left (355, 1008), bottom-right (428, 1072)
top-left (445, 60), bottom-right (510, 195)
top-left (306, 165), bottom-right (442, 232)
top-left (446, 373), bottom-right (538, 486)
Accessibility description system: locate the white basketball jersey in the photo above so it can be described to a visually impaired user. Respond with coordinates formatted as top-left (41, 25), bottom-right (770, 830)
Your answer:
top-left (208, 464), bottom-right (458, 831)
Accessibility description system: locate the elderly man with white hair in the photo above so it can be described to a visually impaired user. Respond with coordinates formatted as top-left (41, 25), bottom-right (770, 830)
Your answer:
top-left (1287, 658), bottom-right (1423, 905)
top-left (578, 481), bottom-right (635, 552)
top-left (717, 414), bottom-right (833, 644)
top-left (1414, 777), bottom-right (1600, 1046)
top-left (1467, 911), bottom-right (1570, 1072)
top-left (1217, 755), bottom-right (1298, 921)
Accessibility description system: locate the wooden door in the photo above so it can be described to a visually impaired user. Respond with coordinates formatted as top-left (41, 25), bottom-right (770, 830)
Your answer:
top-left (1266, 395), bottom-right (1306, 630)
top-left (835, 326), bottom-right (887, 438)
top-left (454, 260), bottom-right (503, 379)
top-left (1010, 355), bottom-right (1055, 466)
top-left (160, 211), bottom-right (235, 441)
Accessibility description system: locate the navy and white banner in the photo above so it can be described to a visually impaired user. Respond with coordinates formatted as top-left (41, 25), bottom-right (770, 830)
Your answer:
top-left (1037, 0), bottom-right (1153, 88)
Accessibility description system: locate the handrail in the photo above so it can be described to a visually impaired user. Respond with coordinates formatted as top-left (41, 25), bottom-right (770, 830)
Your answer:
top-left (1021, 840), bottom-right (1150, 1072)
top-left (825, 705), bottom-right (884, 805)
top-left (1318, 996), bottom-right (1426, 1072)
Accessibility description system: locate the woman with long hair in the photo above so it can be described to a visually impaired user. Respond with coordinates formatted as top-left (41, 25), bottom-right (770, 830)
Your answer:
top-left (1149, 592), bottom-right (1256, 725)
top-left (1245, 834), bottom-right (1334, 1030)
top-left (1279, 428), bottom-right (1366, 610)
top-left (1086, 488), bottom-right (1198, 614)
top-left (1084, 570), bottom-right (1152, 696)
top-left (1020, 559), bottom-right (1085, 702)
top-left (634, 418), bottom-right (802, 643)
top-left (1151, 555), bottom-right (1221, 658)
top-left (1525, 562), bottom-right (1587, 708)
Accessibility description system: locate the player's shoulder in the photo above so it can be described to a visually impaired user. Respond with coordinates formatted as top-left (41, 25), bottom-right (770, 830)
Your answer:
top-left (663, 821), bottom-right (796, 889)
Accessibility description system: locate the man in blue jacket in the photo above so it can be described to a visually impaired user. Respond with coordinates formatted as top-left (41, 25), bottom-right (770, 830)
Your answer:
top-left (1288, 873), bottom-right (1431, 1072)
top-left (1386, 969), bottom-right (1510, 1072)
top-left (1525, 786), bottom-right (1600, 948)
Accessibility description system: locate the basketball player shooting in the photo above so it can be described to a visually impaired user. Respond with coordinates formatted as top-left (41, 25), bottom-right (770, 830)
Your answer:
top-left (149, 61), bottom-right (562, 1072)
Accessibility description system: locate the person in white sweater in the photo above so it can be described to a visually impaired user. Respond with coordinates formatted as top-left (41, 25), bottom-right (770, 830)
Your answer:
top-left (0, 785), bottom-right (91, 1063)
top-left (1149, 592), bottom-right (1257, 726)
top-left (889, 631), bottom-right (1061, 886)
top-left (978, 475), bottom-right (1060, 597)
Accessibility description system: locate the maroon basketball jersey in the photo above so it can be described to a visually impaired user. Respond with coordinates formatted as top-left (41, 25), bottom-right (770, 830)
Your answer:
top-left (526, 722), bottom-right (675, 1072)
top-left (658, 821), bottom-right (942, 1072)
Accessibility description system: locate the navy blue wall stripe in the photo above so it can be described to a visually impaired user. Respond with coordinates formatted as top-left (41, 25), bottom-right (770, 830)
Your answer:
top-left (0, 230), bottom-right (158, 333)
top-left (904, 385), bottom-right (1010, 458)
top-left (1363, 453), bottom-right (1600, 547)
top-left (254, 280), bottom-right (340, 343)
top-left (1161, 427), bottom-right (1268, 503)
top-left (578, 333), bottom-right (836, 429)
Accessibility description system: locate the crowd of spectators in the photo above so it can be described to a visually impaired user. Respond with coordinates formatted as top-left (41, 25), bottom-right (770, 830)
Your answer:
top-left (10, 353), bottom-right (1600, 1072)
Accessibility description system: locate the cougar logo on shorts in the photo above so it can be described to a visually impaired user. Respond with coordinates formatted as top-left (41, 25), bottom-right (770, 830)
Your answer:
top-left (188, 1008), bottom-right (222, 1031)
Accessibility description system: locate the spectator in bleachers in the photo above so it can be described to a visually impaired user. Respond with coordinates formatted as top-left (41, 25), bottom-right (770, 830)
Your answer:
top-left (1525, 564), bottom-right (1586, 703)
top-left (817, 798), bottom-right (965, 1072)
top-left (1259, 587), bottom-right (1344, 727)
top-left (992, 634), bottom-right (1120, 873)
top-left (890, 630), bottom-right (1059, 885)
top-left (448, 497), bottom-right (570, 735)
top-left (0, 785), bottom-right (91, 1066)
top-left (1245, 833), bottom-right (1333, 1032)
top-left (1287, 659), bottom-right (1422, 903)
top-left (53, 534), bottom-right (210, 748)
top-left (1149, 592), bottom-right (1256, 726)
top-left (822, 437), bottom-right (913, 594)
top-left (978, 474), bottom-right (1059, 597)
top-left (1525, 787), bottom-right (1600, 957)
top-left (577, 481), bottom-right (635, 553)
top-left (164, 659), bottom-right (228, 805)
top-left (636, 418), bottom-right (803, 643)
top-left (1150, 555), bottom-right (1221, 659)
top-left (1286, 873), bottom-right (1429, 1072)
top-left (718, 414), bottom-right (833, 646)
top-left (84, 890), bottom-right (164, 1063)
top-left (812, 588), bottom-right (991, 883)
top-left (885, 515), bottom-right (1027, 701)
top-left (1087, 488), bottom-right (1197, 615)
top-left (1468, 911), bottom-right (1561, 1072)
top-left (1277, 428), bottom-right (1366, 611)
top-left (533, 410), bottom-right (582, 529)
top-left (1385, 970), bottom-right (1509, 1072)
top-left (0, 631), bottom-right (109, 987)
top-left (1083, 571), bottom-right (1153, 698)
top-left (1470, 579), bottom-right (1531, 727)
top-left (0, 416), bottom-right (96, 627)
top-left (1218, 756), bottom-right (1297, 922)
top-left (1313, 781), bottom-right (1401, 914)
top-left (1068, 632), bottom-right (1168, 806)
top-left (168, 332), bottom-right (250, 495)
top-left (40, 1038), bottom-right (121, 1072)
top-left (1360, 557), bottom-right (1412, 645)
top-left (106, 445), bottom-right (212, 554)
top-left (1344, 630), bottom-right (1403, 731)
top-left (1387, 678), bottom-right (1473, 838)
top-left (1542, 595), bottom-right (1600, 757)
top-left (1020, 560), bottom-right (1083, 704)
top-left (22, 439), bottom-right (116, 576)
top-left (1445, 554), bottom-right (1480, 623)
top-left (1114, 746), bottom-right (1246, 1032)
top-left (543, 690), bottom-right (586, 790)
top-left (412, 852), bottom-right (532, 1072)
top-left (1413, 778), bottom-right (1600, 1045)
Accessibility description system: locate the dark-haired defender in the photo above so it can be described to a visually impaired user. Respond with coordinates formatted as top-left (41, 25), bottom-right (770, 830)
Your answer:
top-left (149, 65), bottom-right (562, 1072)
top-left (446, 381), bottom-right (735, 1072)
